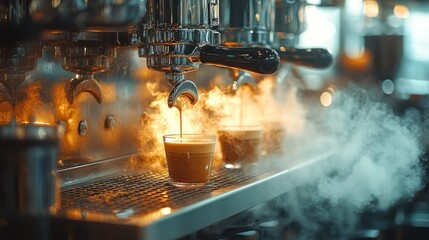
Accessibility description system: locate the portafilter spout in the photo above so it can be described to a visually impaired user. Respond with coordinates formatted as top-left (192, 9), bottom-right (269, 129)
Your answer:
top-left (64, 74), bottom-right (103, 105)
top-left (57, 32), bottom-right (119, 104)
top-left (166, 73), bottom-right (198, 109)
top-left (230, 70), bottom-right (256, 92)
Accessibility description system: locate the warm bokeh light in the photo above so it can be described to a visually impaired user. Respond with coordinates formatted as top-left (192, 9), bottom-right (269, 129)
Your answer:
top-left (364, 0), bottom-right (379, 18)
top-left (52, 82), bottom-right (82, 157)
top-left (0, 102), bottom-right (13, 123)
top-left (160, 207), bottom-right (171, 215)
top-left (393, 4), bottom-right (409, 19)
top-left (320, 91), bottom-right (333, 107)
top-left (381, 79), bottom-right (395, 95)
top-left (15, 81), bottom-right (55, 124)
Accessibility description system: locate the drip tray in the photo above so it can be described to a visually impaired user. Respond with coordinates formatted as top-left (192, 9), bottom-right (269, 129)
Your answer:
top-left (57, 148), bottom-right (336, 240)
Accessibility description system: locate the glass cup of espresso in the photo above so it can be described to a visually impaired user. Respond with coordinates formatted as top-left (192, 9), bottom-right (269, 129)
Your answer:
top-left (218, 124), bottom-right (263, 169)
top-left (163, 134), bottom-right (216, 188)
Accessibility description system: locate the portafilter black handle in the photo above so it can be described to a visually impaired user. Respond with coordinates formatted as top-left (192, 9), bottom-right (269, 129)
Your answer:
top-left (276, 48), bottom-right (332, 69)
top-left (198, 45), bottom-right (280, 74)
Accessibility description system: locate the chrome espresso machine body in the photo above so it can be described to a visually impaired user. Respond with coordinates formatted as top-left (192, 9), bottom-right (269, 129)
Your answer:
top-left (0, 1), bottom-right (336, 239)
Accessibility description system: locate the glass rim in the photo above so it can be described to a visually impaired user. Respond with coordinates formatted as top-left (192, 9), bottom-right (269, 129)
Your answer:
top-left (0, 122), bottom-right (58, 140)
top-left (163, 134), bottom-right (216, 142)
top-left (217, 124), bottom-right (262, 131)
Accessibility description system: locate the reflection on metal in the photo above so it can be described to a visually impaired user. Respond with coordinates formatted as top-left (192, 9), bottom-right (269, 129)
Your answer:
top-left (0, 82), bottom-right (11, 105)
top-left (57, 120), bottom-right (68, 137)
top-left (219, 0), bottom-right (275, 46)
top-left (78, 120), bottom-right (88, 136)
top-left (160, 207), bottom-right (172, 215)
top-left (134, 0), bottom-right (219, 107)
top-left (29, 0), bottom-right (147, 31)
top-left (104, 114), bottom-right (116, 130)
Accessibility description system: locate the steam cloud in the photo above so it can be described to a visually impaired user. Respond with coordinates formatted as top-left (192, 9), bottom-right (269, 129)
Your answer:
top-left (258, 85), bottom-right (426, 238)
top-left (136, 69), bottom-right (426, 238)
top-left (137, 76), bottom-right (265, 169)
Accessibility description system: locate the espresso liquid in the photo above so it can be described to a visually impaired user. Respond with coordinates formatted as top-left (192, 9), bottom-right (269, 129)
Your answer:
top-left (218, 129), bottom-right (262, 166)
top-left (174, 104), bottom-right (183, 138)
top-left (164, 141), bottom-right (215, 185)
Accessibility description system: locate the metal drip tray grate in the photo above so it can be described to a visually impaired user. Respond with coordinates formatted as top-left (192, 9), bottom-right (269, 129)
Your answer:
top-left (61, 164), bottom-right (256, 216)
top-left (58, 149), bottom-right (336, 240)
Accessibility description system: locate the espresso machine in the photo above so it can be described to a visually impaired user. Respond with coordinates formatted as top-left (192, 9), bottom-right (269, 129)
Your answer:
top-left (217, 0), bottom-right (332, 92)
top-left (0, 1), bottom-right (338, 239)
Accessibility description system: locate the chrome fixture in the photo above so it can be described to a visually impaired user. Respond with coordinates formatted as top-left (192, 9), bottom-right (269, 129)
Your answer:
top-left (0, 41), bottom-right (43, 106)
top-left (26, 0), bottom-right (148, 104)
top-left (55, 32), bottom-right (118, 104)
top-left (134, 0), bottom-right (279, 108)
top-left (29, 0), bottom-right (147, 31)
top-left (219, 0), bottom-right (275, 47)
top-left (219, 0), bottom-right (275, 91)
top-left (273, 0), bottom-right (332, 68)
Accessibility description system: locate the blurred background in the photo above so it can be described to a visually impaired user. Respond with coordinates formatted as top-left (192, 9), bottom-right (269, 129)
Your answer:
top-left (1, 0), bottom-right (429, 239)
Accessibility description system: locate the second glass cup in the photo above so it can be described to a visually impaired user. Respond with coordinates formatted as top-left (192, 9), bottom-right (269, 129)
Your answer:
top-left (218, 124), bottom-right (263, 169)
top-left (163, 134), bottom-right (216, 188)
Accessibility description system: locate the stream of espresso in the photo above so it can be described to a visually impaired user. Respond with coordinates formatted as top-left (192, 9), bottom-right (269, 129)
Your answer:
top-left (174, 103), bottom-right (183, 139)
top-left (239, 91), bottom-right (243, 127)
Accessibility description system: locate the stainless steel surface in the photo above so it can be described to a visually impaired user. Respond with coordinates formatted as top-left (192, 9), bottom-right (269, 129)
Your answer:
top-left (272, 0), bottom-right (333, 69)
top-left (137, 0), bottom-right (220, 72)
top-left (58, 154), bottom-right (136, 188)
top-left (0, 123), bottom-right (59, 216)
top-left (55, 32), bottom-right (120, 104)
top-left (219, 0), bottom-right (275, 47)
top-left (29, 0), bottom-right (147, 31)
top-left (104, 114), bottom-right (116, 130)
top-left (273, 0), bottom-right (306, 48)
top-left (134, 0), bottom-right (220, 107)
top-left (0, 42), bottom-right (43, 106)
top-left (0, 0), bottom-right (39, 44)
top-left (56, 147), bottom-right (336, 240)
top-left (135, 0), bottom-right (280, 106)
top-left (218, 0), bottom-right (274, 91)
